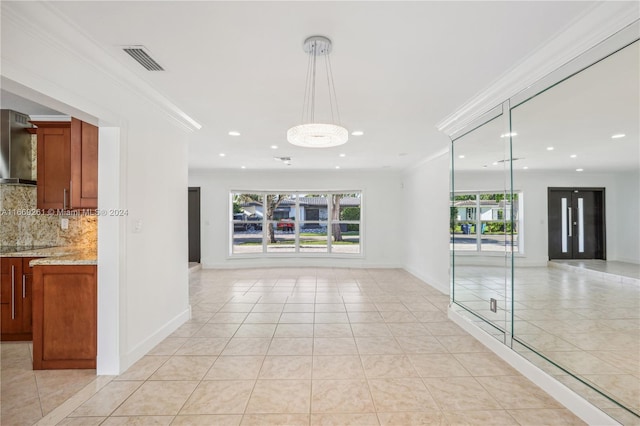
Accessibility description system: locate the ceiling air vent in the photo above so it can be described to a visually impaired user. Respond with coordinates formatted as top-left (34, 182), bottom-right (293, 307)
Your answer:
top-left (122, 46), bottom-right (164, 71)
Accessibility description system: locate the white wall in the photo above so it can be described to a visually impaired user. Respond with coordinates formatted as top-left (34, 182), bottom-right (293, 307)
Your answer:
top-left (454, 169), bottom-right (639, 266)
top-left (188, 169), bottom-right (403, 269)
top-left (401, 152), bottom-right (451, 294)
top-left (2, 3), bottom-right (192, 373)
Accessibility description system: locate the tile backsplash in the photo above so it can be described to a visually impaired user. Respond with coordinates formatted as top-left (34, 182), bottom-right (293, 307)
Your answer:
top-left (0, 184), bottom-right (97, 247)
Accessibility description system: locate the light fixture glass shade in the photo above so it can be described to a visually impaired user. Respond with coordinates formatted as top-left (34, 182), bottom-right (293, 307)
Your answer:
top-left (287, 123), bottom-right (348, 148)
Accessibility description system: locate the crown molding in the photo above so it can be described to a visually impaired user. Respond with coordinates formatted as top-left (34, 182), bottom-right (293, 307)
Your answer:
top-left (437, 2), bottom-right (640, 136)
top-left (1, 2), bottom-right (201, 133)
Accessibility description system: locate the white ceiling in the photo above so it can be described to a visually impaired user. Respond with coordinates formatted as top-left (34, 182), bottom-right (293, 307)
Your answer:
top-left (3, 1), bottom-right (606, 171)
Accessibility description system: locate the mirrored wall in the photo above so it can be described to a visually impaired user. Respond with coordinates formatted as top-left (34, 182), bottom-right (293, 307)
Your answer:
top-left (451, 30), bottom-right (639, 423)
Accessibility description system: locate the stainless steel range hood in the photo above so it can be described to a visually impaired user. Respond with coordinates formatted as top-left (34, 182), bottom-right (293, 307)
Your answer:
top-left (0, 109), bottom-right (36, 185)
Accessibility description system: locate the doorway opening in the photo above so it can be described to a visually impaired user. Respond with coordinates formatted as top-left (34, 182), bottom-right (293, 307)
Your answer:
top-left (547, 187), bottom-right (605, 260)
top-left (188, 187), bottom-right (201, 264)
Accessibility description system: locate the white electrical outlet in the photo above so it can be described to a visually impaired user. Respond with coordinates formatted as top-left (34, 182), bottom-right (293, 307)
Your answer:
top-left (60, 218), bottom-right (69, 230)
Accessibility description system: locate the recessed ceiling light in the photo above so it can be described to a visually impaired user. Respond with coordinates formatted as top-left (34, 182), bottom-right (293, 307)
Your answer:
top-left (500, 132), bottom-right (518, 138)
top-left (523, 166), bottom-right (529, 170)
top-left (576, 168), bottom-right (584, 172)
top-left (219, 153), bottom-right (226, 157)
top-left (351, 131), bottom-right (364, 136)
top-left (611, 134), bottom-right (625, 139)
top-left (570, 154), bottom-right (577, 158)
top-left (241, 166), bottom-right (246, 169)
top-left (228, 131), bottom-right (241, 136)
top-left (339, 153), bottom-right (346, 157)
top-left (335, 166), bottom-right (340, 169)
top-left (458, 155), bottom-right (465, 159)
top-left (492, 162), bottom-right (498, 166)
top-left (271, 145), bottom-right (278, 150)
top-left (546, 147), bottom-right (554, 151)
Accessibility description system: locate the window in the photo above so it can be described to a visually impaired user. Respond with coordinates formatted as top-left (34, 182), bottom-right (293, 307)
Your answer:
top-left (230, 191), bottom-right (362, 256)
top-left (450, 191), bottom-right (520, 253)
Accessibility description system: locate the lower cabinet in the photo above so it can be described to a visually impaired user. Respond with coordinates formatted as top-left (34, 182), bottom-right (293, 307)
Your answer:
top-left (32, 264), bottom-right (97, 370)
top-left (1, 257), bottom-right (39, 341)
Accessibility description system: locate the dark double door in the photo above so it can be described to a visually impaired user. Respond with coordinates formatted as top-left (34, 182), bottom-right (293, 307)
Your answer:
top-left (188, 187), bottom-right (201, 263)
top-left (548, 188), bottom-right (605, 260)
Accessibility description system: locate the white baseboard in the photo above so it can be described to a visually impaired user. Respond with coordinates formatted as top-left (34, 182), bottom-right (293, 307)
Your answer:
top-left (448, 308), bottom-right (621, 426)
top-left (119, 306), bottom-right (191, 374)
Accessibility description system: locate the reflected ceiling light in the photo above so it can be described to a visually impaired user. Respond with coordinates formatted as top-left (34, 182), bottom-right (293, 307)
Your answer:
top-left (287, 36), bottom-right (348, 148)
top-left (500, 132), bottom-right (518, 138)
top-left (228, 131), bottom-right (241, 136)
top-left (351, 131), bottom-right (364, 136)
top-left (576, 168), bottom-right (584, 172)
top-left (270, 145), bottom-right (279, 150)
top-left (546, 146), bottom-right (554, 151)
top-left (219, 153), bottom-right (226, 157)
top-left (570, 154), bottom-right (577, 158)
top-left (523, 166), bottom-right (529, 170)
top-left (339, 153), bottom-right (346, 157)
top-left (611, 133), bottom-right (626, 139)
top-left (241, 166), bottom-right (246, 169)
top-left (492, 161), bottom-right (498, 165)
top-left (335, 166), bottom-right (341, 169)
top-left (458, 155), bottom-right (465, 159)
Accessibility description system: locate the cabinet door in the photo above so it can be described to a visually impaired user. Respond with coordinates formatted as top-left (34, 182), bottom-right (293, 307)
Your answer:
top-left (1, 258), bottom-right (24, 337)
top-left (33, 265), bottom-right (97, 369)
top-left (36, 123), bottom-right (72, 210)
top-left (70, 118), bottom-right (98, 209)
top-left (21, 258), bottom-right (39, 335)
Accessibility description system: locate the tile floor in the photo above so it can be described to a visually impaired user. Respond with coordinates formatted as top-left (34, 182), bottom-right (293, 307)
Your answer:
top-left (453, 262), bottom-right (640, 424)
top-left (3, 267), bottom-right (589, 425)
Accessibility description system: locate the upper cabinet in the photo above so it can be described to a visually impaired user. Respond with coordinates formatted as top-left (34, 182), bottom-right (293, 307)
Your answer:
top-left (31, 118), bottom-right (98, 210)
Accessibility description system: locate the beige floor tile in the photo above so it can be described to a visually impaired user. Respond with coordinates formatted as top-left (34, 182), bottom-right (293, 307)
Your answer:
top-left (311, 379), bottom-right (375, 413)
top-left (180, 380), bottom-right (254, 415)
top-left (245, 379), bottom-right (311, 413)
top-left (313, 337), bottom-right (358, 355)
top-left (423, 377), bottom-right (502, 411)
top-left (221, 338), bottom-right (271, 356)
top-left (361, 354), bottom-right (418, 378)
top-left (506, 408), bottom-right (586, 425)
top-left (386, 322), bottom-right (429, 337)
top-left (115, 356), bottom-right (170, 381)
top-left (582, 374), bottom-right (640, 411)
top-left (312, 355), bottom-right (366, 379)
top-left (57, 416), bottom-right (107, 425)
top-left (375, 303), bottom-right (409, 312)
top-left (348, 312), bottom-right (384, 323)
top-left (368, 378), bottom-right (438, 411)
top-left (147, 338), bottom-right (188, 355)
top-left (101, 415), bottom-right (175, 425)
top-left (170, 323), bottom-right (205, 338)
top-left (35, 369), bottom-right (98, 415)
top-left (380, 311), bottom-right (417, 323)
top-left (453, 352), bottom-right (518, 376)
top-left (311, 413), bottom-right (379, 426)
top-left (275, 323), bottom-right (315, 337)
top-left (413, 311), bottom-right (449, 323)
top-left (174, 337), bottom-right (229, 356)
top-left (241, 414), bottom-right (310, 425)
top-left (172, 414), bottom-right (242, 425)
top-left (544, 351), bottom-right (625, 375)
top-left (377, 411), bottom-right (447, 426)
top-left (436, 335), bottom-right (490, 353)
top-left (396, 335), bottom-right (447, 354)
top-left (219, 303), bottom-right (255, 313)
top-left (283, 303), bottom-right (315, 313)
top-left (409, 353), bottom-right (470, 377)
top-left (267, 337), bottom-right (314, 355)
top-left (234, 323), bottom-right (277, 338)
top-left (280, 312), bottom-right (315, 323)
top-left (0, 396), bottom-right (43, 426)
top-left (204, 355), bottom-right (264, 380)
top-left (251, 303), bottom-right (284, 313)
top-left (149, 356), bottom-right (216, 381)
top-left (193, 323), bottom-right (240, 338)
top-left (351, 323), bottom-right (392, 337)
top-left (259, 355), bottom-right (313, 379)
top-left (113, 381), bottom-right (198, 416)
top-left (355, 337), bottom-right (403, 355)
top-left (344, 303), bottom-right (378, 312)
top-left (424, 321), bottom-right (467, 336)
top-left (244, 312), bottom-right (282, 323)
top-left (70, 380), bottom-right (142, 417)
top-left (314, 323), bottom-right (353, 338)
top-left (189, 310), bottom-right (214, 323)
top-left (315, 303), bottom-right (347, 313)
top-left (315, 312), bottom-right (349, 323)
top-left (442, 410), bottom-right (518, 425)
top-left (476, 376), bottom-right (563, 409)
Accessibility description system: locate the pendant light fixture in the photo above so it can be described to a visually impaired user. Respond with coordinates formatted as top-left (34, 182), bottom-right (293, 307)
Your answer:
top-left (287, 35), bottom-right (348, 148)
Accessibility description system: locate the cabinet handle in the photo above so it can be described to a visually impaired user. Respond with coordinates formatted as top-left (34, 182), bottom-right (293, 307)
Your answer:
top-left (11, 265), bottom-right (15, 320)
top-left (63, 188), bottom-right (68, 210)
top-left (69, 180), bottom-right (73, 209)
top-left (22, 275), bottom-right (26, 298)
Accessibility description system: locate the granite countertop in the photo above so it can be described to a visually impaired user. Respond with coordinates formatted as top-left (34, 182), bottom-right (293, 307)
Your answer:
top-left (0, 246), bottom-right (97, 266)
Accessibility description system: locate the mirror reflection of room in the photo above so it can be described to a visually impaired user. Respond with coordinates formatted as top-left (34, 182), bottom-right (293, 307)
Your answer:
top-left (451, 40), bottom-right (639, 423)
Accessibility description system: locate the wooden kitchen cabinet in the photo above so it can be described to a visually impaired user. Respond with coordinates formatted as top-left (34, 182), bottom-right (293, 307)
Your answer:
top-left (0, 257), bottom-right (38, 341)
top-left (32, 264), bottom-right (97, 369)
top-left (33, 118), bottom-right (98, 211)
